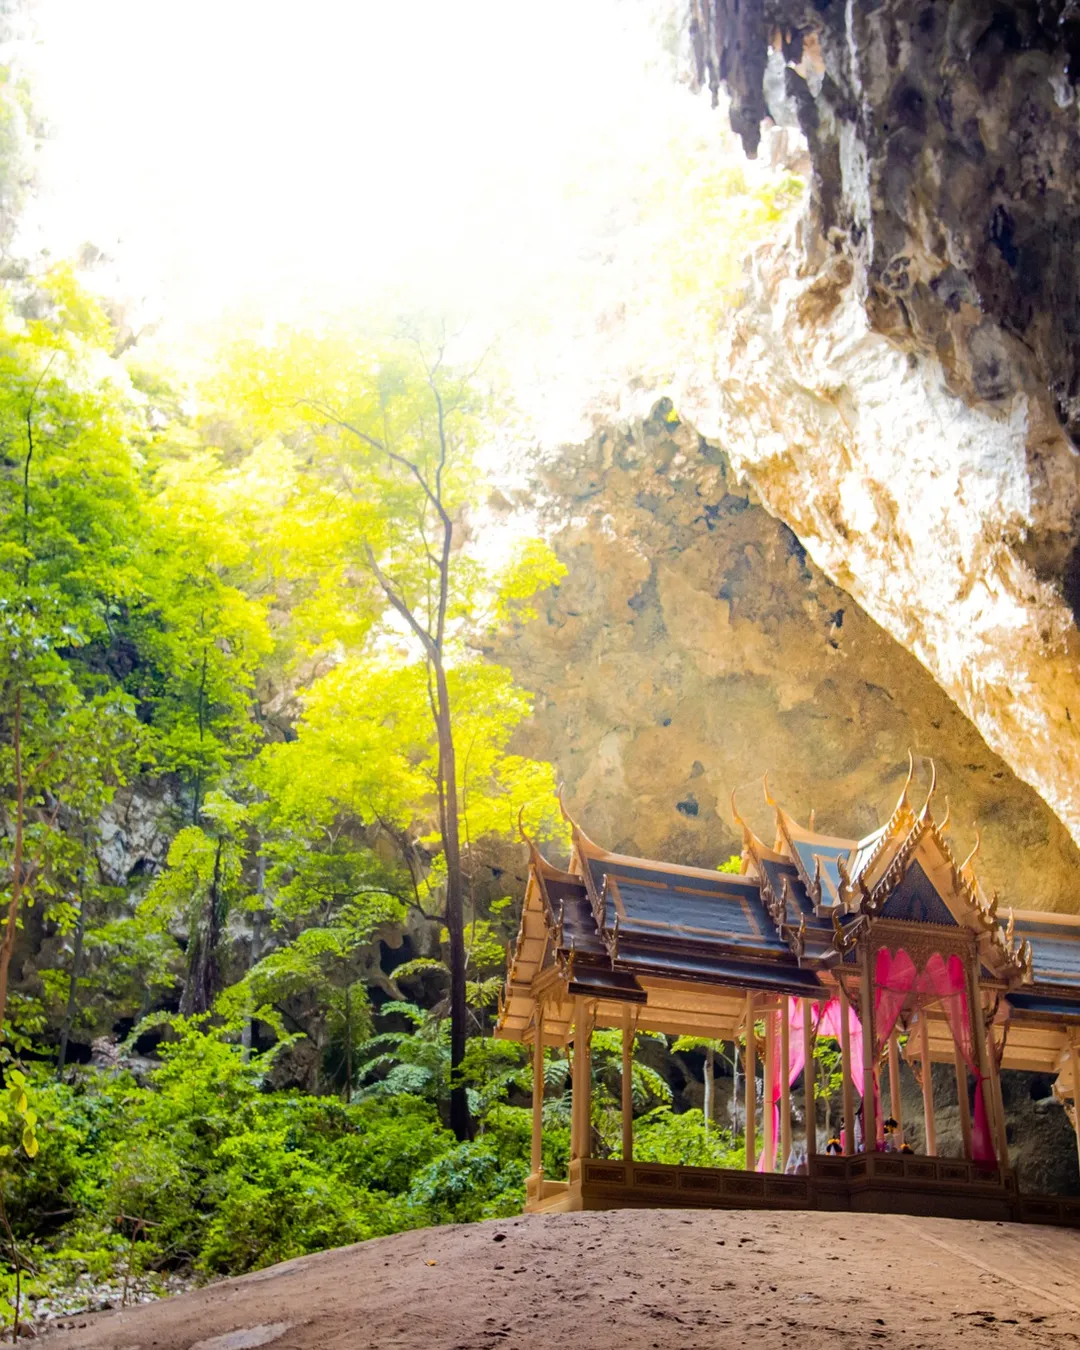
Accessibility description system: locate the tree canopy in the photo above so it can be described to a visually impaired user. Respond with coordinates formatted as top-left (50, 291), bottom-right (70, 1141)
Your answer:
top-left (0, 111), bottom-right (813, 1334)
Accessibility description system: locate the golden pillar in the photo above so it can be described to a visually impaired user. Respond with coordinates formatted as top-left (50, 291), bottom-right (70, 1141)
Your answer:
top-left (802, 997), bottom-right (815, 1156)
top-left (918, 1012), bottom-right (937, 1156)
top-left (531, 1003), bottom-right (545, 1176)
top-left (839, 983), bottom-right (855, 1154)
top-left (744, 992), bottom-right (757, 1171)
top-left (621, 1004), bottom-right (633, 1163)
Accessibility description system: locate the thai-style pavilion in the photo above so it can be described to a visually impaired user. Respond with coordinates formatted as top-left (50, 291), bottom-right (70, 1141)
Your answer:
top-left (496, 767), bottom-right (1080, 1226)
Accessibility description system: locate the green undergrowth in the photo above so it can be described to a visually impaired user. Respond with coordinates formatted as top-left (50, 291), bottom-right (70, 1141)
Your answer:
top-left (5, 1017), bottom-right (743, 1327)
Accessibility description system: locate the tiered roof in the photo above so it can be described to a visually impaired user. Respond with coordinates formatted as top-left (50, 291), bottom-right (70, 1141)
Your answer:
top-left (733, 762), bottom-right (1034, 986)
top-left (498, 763), bottom-right (1080, 1049)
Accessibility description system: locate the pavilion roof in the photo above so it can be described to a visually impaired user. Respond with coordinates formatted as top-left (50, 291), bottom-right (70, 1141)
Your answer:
top-left (1011, 911), bottom-right (1080, 993)
top-left (579, 852), bottom-right (823, 997)
top-left (496, 764), bottom-right (1080, 1044)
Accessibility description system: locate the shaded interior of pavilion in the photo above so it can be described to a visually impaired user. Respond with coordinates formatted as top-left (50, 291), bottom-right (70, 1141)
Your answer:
top-left (497, 771), bottom-right (1080, 1224)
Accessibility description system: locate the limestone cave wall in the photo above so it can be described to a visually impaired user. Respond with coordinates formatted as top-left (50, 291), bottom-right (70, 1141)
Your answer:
top-left (499, 408), bottom-right (1080, 912)
top-left (678, 1), bottom-right (1080, 861)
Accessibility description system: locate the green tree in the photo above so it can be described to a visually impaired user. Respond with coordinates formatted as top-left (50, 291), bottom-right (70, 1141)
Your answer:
top-left (216, 324), bottom-right (565, 1139)
top-left (0, 274), bottom-right (146, 1048)
top-left (139, 793), bottom-right (252, 1016)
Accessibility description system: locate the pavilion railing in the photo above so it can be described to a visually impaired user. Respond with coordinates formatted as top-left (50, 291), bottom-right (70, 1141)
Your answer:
top-left (526, 1154), bottom-right (1079, 1225)
top-left (812, 1151), bottom-right (1016, 1192)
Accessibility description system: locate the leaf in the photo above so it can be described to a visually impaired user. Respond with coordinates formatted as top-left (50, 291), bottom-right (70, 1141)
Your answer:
top-left (22, 1125), bottom-right (38, 1157)
top-left (391, 957), bottom-right (447, 981)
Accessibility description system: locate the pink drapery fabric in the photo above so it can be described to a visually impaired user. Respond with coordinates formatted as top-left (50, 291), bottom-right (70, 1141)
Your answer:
top-left (756, 1001), bottom-right (809, 1172)
top-left (757, 996), bottom-right (864, 1170)
top-left (753, 948), bottom-right (995, 1167)
top-left (918, 951), bottom-right (995, 1163)
top-left (871, 949), bottom-right (920, 1145)
top-left (815, 995), bottom-right (865, 1152)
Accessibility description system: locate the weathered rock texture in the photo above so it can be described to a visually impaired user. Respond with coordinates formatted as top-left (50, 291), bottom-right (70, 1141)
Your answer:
top-left (682, 1), bottom-right (1080, 860)
top-left (501, 409), bottom-right (1080, 911)
top-left (43, 1208), bottom-right (1080, 1349)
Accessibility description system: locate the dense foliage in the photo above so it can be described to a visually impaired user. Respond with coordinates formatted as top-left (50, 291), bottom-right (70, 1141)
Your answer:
top-left (0, 57), bottom-right (812, 1322)
top-left (0, 269), bottom-right (773, 1337)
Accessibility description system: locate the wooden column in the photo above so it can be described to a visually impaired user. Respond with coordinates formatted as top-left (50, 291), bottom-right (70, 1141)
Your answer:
top-left (582, 1008), bottom-right (593, 1160)
top-left (918, 1012), bottom-right (937, 1156)
top-left (531, 1004), bottom-right (545, 1176)
top-left (569, 999), bottom-right (581, 1161)
top-left (621, 1004), bottom-right (633, 1164)
top-left (802, 997), bottom-right (815, 1156)
top-left (953, 1038), bottom-right (974, 1161)
top-left (570, 996), bottom-right (591, 1161)
top-left (887, 1032), bottom-right (903, 1138)
top-left (859, 944), bottom-right (877, 1152)
top-left (839, 983), bottom-right (855, 1154)
top-left (1070, 1037), bottom-right (1080, 1178)
top-left (966, 961), bottom-right (1000, 1163)
top-left (763, 1007), bottom-right (776, 1172)
top-left (744, 992), bottom-right (757, 1171)
top-left (780, 998), bottom-right (791, 1171)
top-left (986, 1025), bottom-right (1010, 1167)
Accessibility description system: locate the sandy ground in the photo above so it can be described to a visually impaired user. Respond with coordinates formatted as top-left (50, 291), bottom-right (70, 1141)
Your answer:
top-left (40, 1209), bottom-right (1080, 1350)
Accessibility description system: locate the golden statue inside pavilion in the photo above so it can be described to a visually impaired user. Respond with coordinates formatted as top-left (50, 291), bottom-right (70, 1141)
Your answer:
top-left (496, 763), bottom-right (1080, 1226)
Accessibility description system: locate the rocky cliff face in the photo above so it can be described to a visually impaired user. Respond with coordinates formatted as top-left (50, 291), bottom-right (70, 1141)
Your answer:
top-left (678, 1), bottom-right (1080, 860)
top-left (502, 408), bottom-right (1080, 911)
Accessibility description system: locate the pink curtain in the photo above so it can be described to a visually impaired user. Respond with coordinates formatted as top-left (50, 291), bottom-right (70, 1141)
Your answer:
top-left (752, 949), bottom-right (995, 1168)
top-left (871, 949), bottom-right (920, 1145)
top-left (875, 948), bottom-right (917, 1043)
top-left (817, 993), bottom-right (865, 1151)
top-left (756, 1001), bottom-right (808, 1171)
top-left (757, 996), bottom-right (864, 1170)
top-left (917, 952), bottom-right (995, 1163)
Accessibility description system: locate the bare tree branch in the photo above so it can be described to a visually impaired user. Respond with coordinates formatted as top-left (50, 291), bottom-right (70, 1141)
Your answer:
top-left (22, 351), bottom-right (59, 582)
top-left (362, 541), bottom-right (436, 655)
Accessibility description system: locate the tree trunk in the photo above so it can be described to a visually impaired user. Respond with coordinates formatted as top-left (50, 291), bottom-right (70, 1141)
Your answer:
top-left (242, 851), bottom-right (266, 1063)
top-left (704, 1045), bottom-right (714, 1137)
top-left (180, 838), bottom-right (225, 1017)
top-left (343, 981), bottom-right (352, 1103)
top-left (731, 1042), bottom-right (740, 1132)
top-left (57, 865), bottom-right (88, 1075)
top-left (0, 691), bottom-right (26, 1040)
top-left (433, 654), bottom-right (471, 1141)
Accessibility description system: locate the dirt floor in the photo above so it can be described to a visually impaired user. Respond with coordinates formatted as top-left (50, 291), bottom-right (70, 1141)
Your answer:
top-left (40, 1209), bottom-right (1080, 1350)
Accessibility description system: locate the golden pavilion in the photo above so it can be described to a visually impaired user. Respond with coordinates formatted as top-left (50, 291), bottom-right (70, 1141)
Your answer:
top-left (496, 765), bottom-right (1080, 1226)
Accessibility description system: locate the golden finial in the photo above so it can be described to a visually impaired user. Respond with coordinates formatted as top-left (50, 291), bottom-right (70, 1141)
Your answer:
top-left (763, 771), bottom-right (776, 807)
top-left (961, 827), bottom-right (982, 874)
top-left (901, 749), bottom-right (914, 803)
top-left (940, 796), bottom-right (951, 833)
top-left (518, 806), bottom-right (550, 873)
top-left (924, 758), bottom-right (937, 814)
top-left (830, 907), bottom-right (858, 953)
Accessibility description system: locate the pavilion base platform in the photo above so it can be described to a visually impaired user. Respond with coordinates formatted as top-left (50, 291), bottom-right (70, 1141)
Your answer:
top-left (526, 1157), bottom-right (1080, 1227)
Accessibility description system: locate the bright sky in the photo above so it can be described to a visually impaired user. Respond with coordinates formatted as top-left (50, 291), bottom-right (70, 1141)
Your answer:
top-left (16, 0), bottom-right (757, 440)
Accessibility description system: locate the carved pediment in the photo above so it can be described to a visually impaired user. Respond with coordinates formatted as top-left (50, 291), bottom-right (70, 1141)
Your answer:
top-left (877, 861), bottom-right (958, 927)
